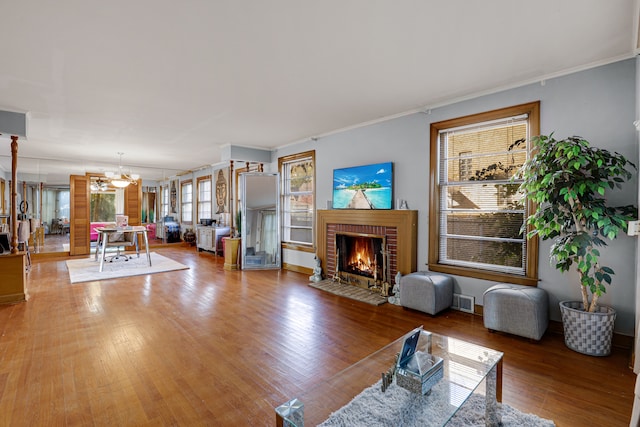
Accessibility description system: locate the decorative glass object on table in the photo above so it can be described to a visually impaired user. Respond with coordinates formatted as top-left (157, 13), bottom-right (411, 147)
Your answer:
top-left (275, 398), bottom-right (304, 427)
top-left (275, 328), bottom-right (503, 427)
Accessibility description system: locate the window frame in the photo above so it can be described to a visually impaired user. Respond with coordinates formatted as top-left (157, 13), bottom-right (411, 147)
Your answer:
top-left (196, 175), bottom-right (212, 223)
top-left (428, 101), bottom-right (540, 286)
top-left (180, 179), bottom-right (193, 225)
top-left (90, 191), bottom-right (117, 222)
top-left (278, 150), bottom-right (315, 250)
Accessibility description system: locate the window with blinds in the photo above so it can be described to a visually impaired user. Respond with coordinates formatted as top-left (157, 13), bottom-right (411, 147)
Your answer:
top-left (161, 186), bottom-right (169, 218)
top-left (429, 102), bottom-right (540, 285)
top-left (279, 150), bottom-right (315, 246)
top-left (181, 180), bottom-right (193, 224)
top-left (197, 176), bottom-right (212, 222)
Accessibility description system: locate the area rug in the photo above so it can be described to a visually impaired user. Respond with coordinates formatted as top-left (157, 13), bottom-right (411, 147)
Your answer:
top-left (309, 279), bottom-right (387, 306)
top-left (66, 252), bottom-right (189, 283)
top-left (319, 380), bottom-right (555, 427)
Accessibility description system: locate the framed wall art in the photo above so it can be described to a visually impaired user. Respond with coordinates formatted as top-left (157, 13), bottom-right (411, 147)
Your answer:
top-left (332, 162), bottom-right (393, 209)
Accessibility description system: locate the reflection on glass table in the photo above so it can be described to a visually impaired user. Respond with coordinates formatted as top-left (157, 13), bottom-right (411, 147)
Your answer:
top-left (276, 328), bottom-right (503, 427)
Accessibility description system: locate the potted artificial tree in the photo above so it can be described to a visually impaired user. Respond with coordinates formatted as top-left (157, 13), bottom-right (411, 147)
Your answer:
top-left (517, 134), bottom-right (637, 356)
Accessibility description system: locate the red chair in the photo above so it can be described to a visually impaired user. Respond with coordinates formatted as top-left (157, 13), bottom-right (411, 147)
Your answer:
top-left (146, 223), bottom-right (156, 240)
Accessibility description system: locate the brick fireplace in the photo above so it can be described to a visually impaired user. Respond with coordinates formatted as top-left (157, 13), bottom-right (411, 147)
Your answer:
top-left (316, 209), bottom-right (417, 286)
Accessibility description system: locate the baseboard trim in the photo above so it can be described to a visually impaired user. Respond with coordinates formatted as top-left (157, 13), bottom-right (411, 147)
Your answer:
top-left (32, 251), bottom-right (71, 259)
top-left (283, 263), bottom-right (313, 276)
top-left (472, 304), bottom-right (632, 350)
top-left (0, 293), bottom-right (27, 305)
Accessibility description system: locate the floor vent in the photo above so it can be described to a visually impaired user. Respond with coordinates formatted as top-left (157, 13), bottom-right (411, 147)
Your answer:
top-left (452, 293), bottom-right (475, 314)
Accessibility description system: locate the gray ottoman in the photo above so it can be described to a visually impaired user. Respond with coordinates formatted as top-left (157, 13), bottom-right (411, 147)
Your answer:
top-left (483, 283), bottom-right (549, 340)
top-left (400, 272), bottom-right (453, 315)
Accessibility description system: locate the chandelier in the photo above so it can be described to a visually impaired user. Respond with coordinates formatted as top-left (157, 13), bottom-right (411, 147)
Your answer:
top-left (105, 152), bottom-right (140, 188)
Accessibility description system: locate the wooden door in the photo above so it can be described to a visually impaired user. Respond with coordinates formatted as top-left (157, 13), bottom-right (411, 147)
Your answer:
top-left (125, 180), bottom-right (142, 225)
top-left (70, 175), bottom-right (90, 255)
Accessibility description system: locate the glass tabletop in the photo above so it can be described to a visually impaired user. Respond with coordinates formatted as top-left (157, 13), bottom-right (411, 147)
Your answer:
top-left (277, 328), bottom-right (503, 427)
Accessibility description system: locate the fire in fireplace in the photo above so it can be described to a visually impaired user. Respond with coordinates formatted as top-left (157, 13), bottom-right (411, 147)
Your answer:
top-left (335, 232), bottom-right (385, 281)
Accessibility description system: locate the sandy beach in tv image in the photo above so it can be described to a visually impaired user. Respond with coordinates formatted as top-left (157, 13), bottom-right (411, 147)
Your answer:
top-left (332, 162), bottom-right (393, 209)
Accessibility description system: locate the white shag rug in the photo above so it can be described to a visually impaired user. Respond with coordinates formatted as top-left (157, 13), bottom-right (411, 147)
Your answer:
top-left (319, 380), bottom-right (555, 427)
top-left (66, 252), bottom-right (189, 283)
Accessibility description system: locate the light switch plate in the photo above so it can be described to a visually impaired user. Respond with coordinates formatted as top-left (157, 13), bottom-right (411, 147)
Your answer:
top-left (627, 220), bottom-right (640, 236)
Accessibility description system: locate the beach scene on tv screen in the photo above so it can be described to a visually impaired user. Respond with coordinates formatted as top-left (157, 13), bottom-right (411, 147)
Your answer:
top-left (332, 162), bottom-right (393, 209)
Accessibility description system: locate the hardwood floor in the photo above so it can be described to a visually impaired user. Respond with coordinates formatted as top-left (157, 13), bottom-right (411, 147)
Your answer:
top-left (39, 233), bottom-right (69, 253)
top-left (0, 245), bottom-right (635, 426)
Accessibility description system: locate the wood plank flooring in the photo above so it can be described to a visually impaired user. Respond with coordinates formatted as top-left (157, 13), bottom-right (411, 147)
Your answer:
top-left (0, 246), bottom-right (635, 426)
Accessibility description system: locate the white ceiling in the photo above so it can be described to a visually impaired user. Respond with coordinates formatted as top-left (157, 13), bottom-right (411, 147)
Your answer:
top-left (0, 0), bottom-right (638, 185)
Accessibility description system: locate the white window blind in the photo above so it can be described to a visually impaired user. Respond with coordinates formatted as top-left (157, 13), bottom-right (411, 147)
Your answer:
top-left (437, 115), bottom-right (529, 275)
top-left (181, 181), bottom-right (193, 223)
top-left (197, 178), bottom-right (212, 221)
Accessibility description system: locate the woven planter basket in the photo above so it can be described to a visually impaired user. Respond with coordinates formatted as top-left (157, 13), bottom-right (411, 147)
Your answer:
top-left (559, 300), bottom-right (616, 357)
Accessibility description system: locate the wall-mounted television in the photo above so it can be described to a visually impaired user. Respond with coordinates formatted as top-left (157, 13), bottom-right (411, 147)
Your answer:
top-left (332, 162), bottom-right (393, 209)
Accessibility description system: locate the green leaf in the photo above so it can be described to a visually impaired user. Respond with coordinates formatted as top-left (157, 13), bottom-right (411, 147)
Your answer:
top-left (518, 134), bottom-right (638, 300)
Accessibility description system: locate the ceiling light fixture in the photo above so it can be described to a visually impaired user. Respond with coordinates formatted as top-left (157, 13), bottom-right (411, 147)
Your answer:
top-left (90, 178), bottom-right (109, 192)
top-left (105, 152), bottom-right (140, 188)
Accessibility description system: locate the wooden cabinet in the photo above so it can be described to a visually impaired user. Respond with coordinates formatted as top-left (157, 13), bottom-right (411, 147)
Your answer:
top-left (0, 253), bottom-right (27, 304)
top-left (197, 226), bottom-right (213, 250)
top-left (196, 226), bottom-right (230, 255)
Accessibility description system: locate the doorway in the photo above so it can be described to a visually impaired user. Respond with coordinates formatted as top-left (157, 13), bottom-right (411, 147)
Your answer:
top-left (41, 185), bottom-right (70, 253)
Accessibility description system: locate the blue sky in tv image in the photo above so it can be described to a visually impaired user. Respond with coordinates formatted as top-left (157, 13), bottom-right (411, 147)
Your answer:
top-left (332, 162), bottom-right (393, 209)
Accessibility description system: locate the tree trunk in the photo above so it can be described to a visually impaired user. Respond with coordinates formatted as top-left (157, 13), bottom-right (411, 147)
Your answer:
top-left (588, 293), bottom-right (599, 313)
top-left (580, 282), bottom-right (589, 312)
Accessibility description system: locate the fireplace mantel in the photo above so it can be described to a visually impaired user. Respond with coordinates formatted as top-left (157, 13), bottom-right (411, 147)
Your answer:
top-left (316, 209), bottom-right (417, 281)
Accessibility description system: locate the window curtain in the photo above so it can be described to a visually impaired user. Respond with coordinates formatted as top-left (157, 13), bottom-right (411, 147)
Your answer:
top-left (260, 210), bottom-right (277, 259)
top-left (42, 190), bottom-right (57, 227)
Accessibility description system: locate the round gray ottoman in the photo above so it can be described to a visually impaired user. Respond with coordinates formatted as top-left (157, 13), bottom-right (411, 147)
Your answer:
top-left (483, 283), bottom-right (549, 340)
top-left (399, 272), bottom-right (453, 315)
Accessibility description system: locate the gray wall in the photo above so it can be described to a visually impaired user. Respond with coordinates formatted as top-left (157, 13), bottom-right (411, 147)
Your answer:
top-left (275, 58), bottom-right (639, 335)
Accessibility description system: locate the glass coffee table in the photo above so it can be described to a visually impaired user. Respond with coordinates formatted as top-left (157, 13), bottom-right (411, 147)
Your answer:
top-left (276, 328), bottom-right (503, 427)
